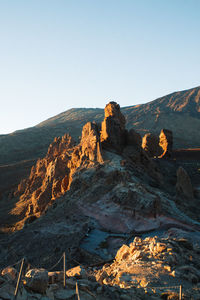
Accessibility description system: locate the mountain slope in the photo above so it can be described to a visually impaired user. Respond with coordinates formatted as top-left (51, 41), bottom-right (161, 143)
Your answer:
top-left (122, 86), bottom-right (200, 147)
top-left (1, 86), bottom-right (200, 167)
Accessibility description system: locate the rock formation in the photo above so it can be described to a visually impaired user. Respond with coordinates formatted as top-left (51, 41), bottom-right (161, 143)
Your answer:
top-left (13, 123), bottom-right (104, 218)
top-left (13, 134), bottom-right (75, 216)
top-left (101, 102), bottom-right (126, 152)
top-left (94, 236), bottom-right (200, 291)
top-left (176, 166), bottom-right (194, 200)
top-left (142, 133), bottom-right (162, 157)
top-left (12, 102), bottom-right (165, 224)
top-left (77, 121), bottom-right (103, 164)
top-left (142, 129), bottom-right (173, 158)
top-left (159, 129), bottom-right (173, 158)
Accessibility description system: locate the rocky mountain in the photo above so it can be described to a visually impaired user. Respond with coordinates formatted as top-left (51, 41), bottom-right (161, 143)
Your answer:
top-left (0, 86), bottom-right (200, 167)
top-left (1, 86), bottom-right (199, 203)
top-left (0, 101), bottom-right (200, 300)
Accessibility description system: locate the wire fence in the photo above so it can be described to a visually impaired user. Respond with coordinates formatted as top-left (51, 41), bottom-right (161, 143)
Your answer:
top-left (1, 254), bottom-right (200, 300)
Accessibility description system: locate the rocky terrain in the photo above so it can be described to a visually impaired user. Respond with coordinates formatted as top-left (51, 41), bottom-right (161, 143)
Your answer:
top-left (1, 236), bottom-right (200, 299)
top-left (0, 100), bottom-right (200, 299)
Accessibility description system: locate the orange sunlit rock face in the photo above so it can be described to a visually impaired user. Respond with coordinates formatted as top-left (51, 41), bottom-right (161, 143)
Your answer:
top-left (159, 129), bottom-right (173, 158)
top-left (13, 123), bottom-right (104, 218)
top-left (101, 102), bottom-right (126, 153)
top-left (142, 129), bottom-right (173, 159)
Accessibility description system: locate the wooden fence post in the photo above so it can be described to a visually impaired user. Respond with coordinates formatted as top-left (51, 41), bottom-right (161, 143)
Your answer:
top-left (63, 252), bottom-right (66, 288)
top-left (76, 282), bottom-right (80, 300)
top-left (14, 258), bottom-right (24, 300)
top-left (179, 285), bottom-right (182, 300)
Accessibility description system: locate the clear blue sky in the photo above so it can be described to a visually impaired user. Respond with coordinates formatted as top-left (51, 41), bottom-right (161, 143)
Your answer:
top-left (0, 0), bottom-right (200, 134)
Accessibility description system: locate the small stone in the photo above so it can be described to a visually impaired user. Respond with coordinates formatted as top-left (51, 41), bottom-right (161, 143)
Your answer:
top-left (66, 265), bottom-right (86, 279)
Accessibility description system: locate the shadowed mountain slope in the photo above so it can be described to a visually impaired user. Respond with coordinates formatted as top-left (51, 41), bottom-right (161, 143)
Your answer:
top-left (123, 86), bottom-right (200, 148)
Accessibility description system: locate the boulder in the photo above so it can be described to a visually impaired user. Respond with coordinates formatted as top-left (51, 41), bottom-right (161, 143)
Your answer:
top-left (25, 268), bottom-right (48, 294)
top-left (176, 166), bottom-right (194, 200)
top-left (101, 102), bottom-right (126, 152)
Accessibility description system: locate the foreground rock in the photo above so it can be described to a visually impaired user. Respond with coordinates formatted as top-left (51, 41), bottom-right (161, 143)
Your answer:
top-left (94, 236), bottom-right (200, 298)
top-left (25, 268), bottom-right (48, 293)
top-left (1, 236), bottom-right (200, 299)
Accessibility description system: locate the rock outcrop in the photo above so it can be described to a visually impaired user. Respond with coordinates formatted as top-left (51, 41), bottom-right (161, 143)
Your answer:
top-left (12, 103), bottom-right (169, 228)
top-left (101, 102), bottom-right (126, 152)
top-left (176, 166), bottom-right (194, 200)
top-left (13, 123), bottom-right (104, 218)
top-left (142, 133), bottom-right (162, 158)
top-left (142, 129), bottom-right (173, 158)
top-left (76, 121), bottom-right (103, 165)
top-left (94, 236), bottom-right (200, 290)
top-left (13, 134), bottom-right (75, 216)
top-left (159, 129), bottom-right (173, 158)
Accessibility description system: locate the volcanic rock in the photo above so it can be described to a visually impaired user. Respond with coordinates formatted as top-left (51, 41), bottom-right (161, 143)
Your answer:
top-left (94, 235), bottom-right (200, 291)
top-left (25, 268), bottom-right (48, 294)
top-left (79, 121), bottom-right (103, 164)
top-left (13, 134), bottom-right (74, 217)
top-left (101, 102), bottom-right (126, 152)
top-left (142, 133), bottom-right (162, 158)
top-left (13, 121), bottom-right (104, 220)
top-left (159, 129), bottom-right (173, 158)
top-left (176, 166), bottom-right (194, 200)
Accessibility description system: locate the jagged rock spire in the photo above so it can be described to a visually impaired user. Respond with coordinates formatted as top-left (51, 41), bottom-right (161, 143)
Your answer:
top-left (101, 102), bottom-right (126, 152)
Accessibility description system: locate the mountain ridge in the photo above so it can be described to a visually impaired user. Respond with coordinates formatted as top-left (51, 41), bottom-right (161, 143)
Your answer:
top-left (0, 85), bottom-right (200, 168)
